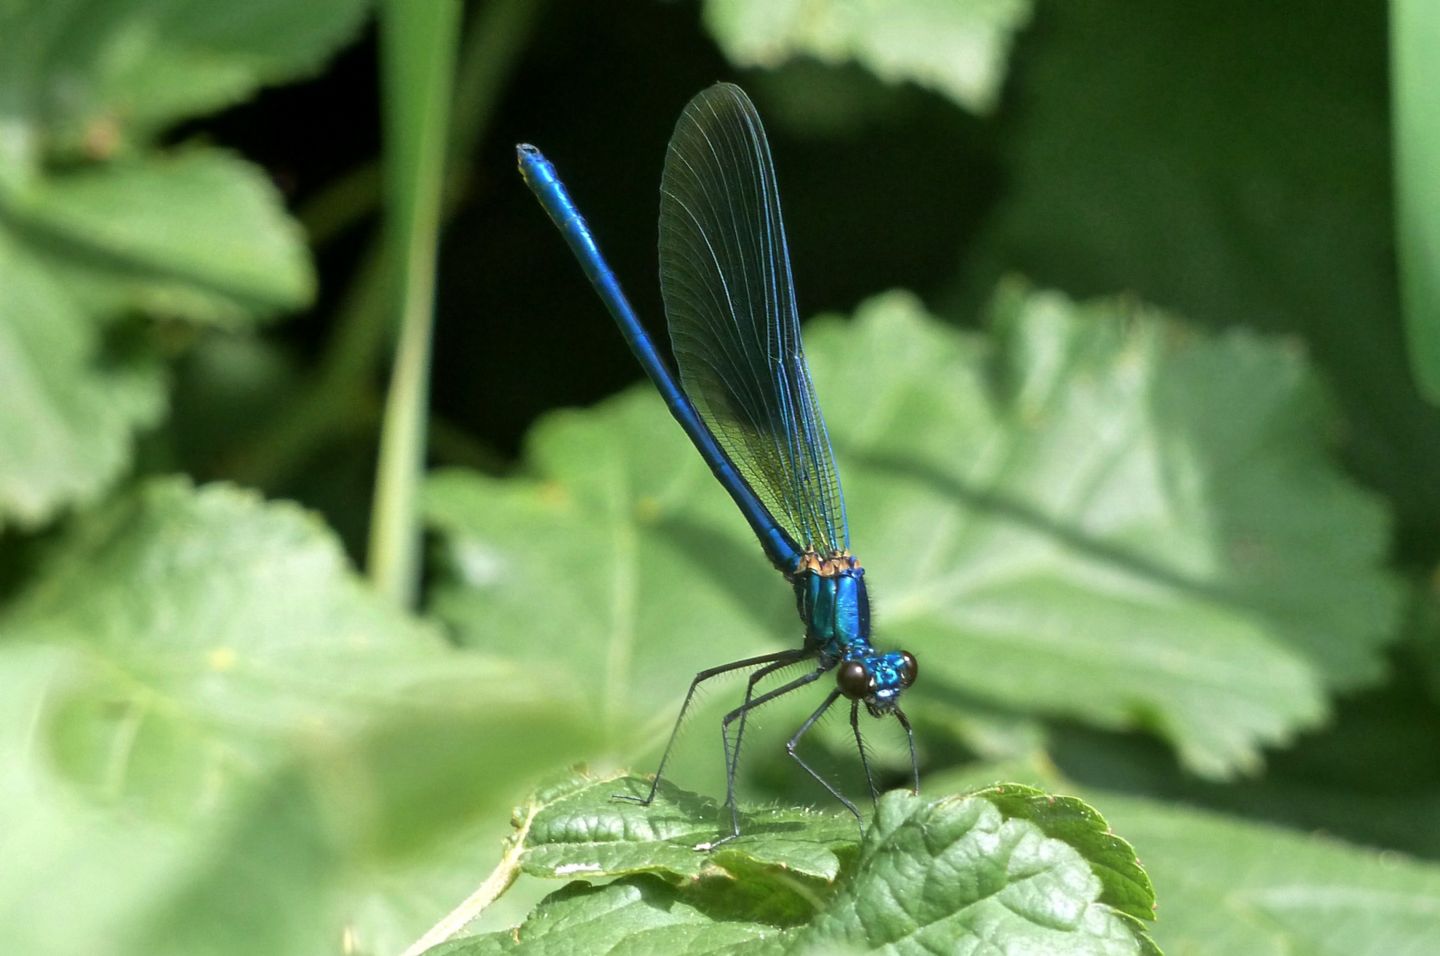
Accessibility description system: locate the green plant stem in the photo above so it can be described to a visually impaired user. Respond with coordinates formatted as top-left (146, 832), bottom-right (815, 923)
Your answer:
top-left (231, 0), bottom-right (541, 491)
top-left (401, 798), bottom-right (540, 955)
top-left (369, 0), bottom-right (462, 605)
top-left (1393, 0), bottom-right (1440, 404)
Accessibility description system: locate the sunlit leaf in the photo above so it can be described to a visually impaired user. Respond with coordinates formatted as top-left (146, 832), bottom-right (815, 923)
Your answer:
top-left (428, 290), bottom-right (1400, 783)
top-left (1098, 791), bottom-right (1440, 955)
top-left (431, 876), bottom-right (776, 956)
top-left (7, 149), bottom-right (313, 325)
top-left (434, 775), bottom-right (1156, 955)
top-left (0, 0), bottom-right (370, 162)
top-left (779, 788), bottom-right (1157, 955)
top-left (427, 403), bottom-right (787, 767)
top-left (820, 289), bottom-right (1402, 776)
top-left (0, 233), bottom-right (164, 529)
top-left (518, 775), bottom-right (855, 886)
top-left (0, 0), bottom-right (331, 524)
top-left (0, 479), bottom-right (595, 955)
top-left (703, 0), bottom-right (1033, 114)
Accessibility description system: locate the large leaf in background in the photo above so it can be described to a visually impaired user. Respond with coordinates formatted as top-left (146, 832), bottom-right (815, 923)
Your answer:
top-left (0, 0), bottom-right (369, 162)
top-left (827, 290), bottom-right (1401, 775)
top-left (703, 0), bottom-right (1032, 114)
top-left (429, 290), bottom-right (1399, 783)
top-left (1100, 792), bottom-right (1440, 955)
top-left (432, 774), bottom-right (1157, 955)
top-left (0, 146), bottom-right (310, 525)
top-left (5, 149), bottom-right (313, 325)
top-left (960, 0), bottom-right (1440, 541)
top-left (1044, 662), bottom-right (1440, 861)
top-left (427, 399), bottom-right (788, 761)
top-left (0, 233), bottom-right (164, 529)
top-left (0, 479), bottom-right (595, 956)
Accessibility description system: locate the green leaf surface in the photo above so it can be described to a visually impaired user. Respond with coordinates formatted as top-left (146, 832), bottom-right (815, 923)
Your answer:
top-left (777, 789), bottom-right (1158, 955)
top-left (0, 141), bottom-right (314, 525)
top-left (519, 774), bottom-right (856, 887)
top-left (0, 642), bottom-right (305, 956)
top-left (961, 0), bottom-right (1440, 535)
top-left (1046, 665), bottom-right (1440, 861)
top-left (431, 876), bottom-right (776, 956)
top-left (831, 289), bottom-right (1400, 775)
top-left (0, 0), bottom-right (370, 162)
top-left (0, 1), bottom-right (334, 526)
top-left (703, 0), bottom-right (1032, 114)
top-left (928, 762), bottom-right (1440, 955)
top-left (2, 477), bottom-right (560, 809)
top-left (439, 776), bottom-right (1157, 955)
top-left (0, 232), bottom-right (164, 529)
top-left (427, 290), bottom-right (1399, 782)
top-left (426, 399), bottom-right (787, 764)
top-left (975, 784), bottom-right (1154, 923)
top-left (5, 148), bottom-right (313, 325)
top-left (1097, 792), bottom-right (1440, 956)
top-left (0, 478), bottom-right (596, 955)
top-left (5, 477), bottom-right (432, 694)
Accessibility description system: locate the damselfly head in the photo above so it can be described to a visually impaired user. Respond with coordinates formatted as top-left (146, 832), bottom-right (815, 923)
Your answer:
top-left (838, 650), bottom-right (918, 716)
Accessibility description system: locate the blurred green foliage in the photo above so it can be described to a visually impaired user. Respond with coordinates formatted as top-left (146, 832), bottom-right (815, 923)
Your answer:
top-left (1, 1), bottom-right (1438, 954)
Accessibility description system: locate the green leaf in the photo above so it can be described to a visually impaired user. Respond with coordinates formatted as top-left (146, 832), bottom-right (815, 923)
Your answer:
top-left (960, 0), bottom-right (1440, 535)
top-left (5, 478), bottom-right (540, 807)
top-left (428, 290), bottom-right (1400, 782)
top-left (1058, 666), bottom-right (1440, 861)
top-left (778, 789), bottom-right (1157, 955)
top-left (0, 1), bottom-right (344, 527)
top-left (519, 774), bottom-right (855, 887)
top-left (703, 0), bottom-right (1032, 114)
top-left (0, 0), bottom-right (370, 163)
top-left (975, 784), bottom-right (1154, 923)
top-left (0, 642), bottom-right (318, 956)
top-left (427, 402), bottom-right (787, 769)
top-left (440, 776), bottom-right (1158, 955)
top-left (0, 479), bottom-right (596, 955)
top-left (1096, 792), bottom-right (1440, 955)
top-left (0, 233), bottom-right (164, 529)
top-left (825, 289), bottom-right (1401, 775)
top-left (429, 876), bottom-right (776, 956)
top-left (5, 148), bottom-right (313, 326)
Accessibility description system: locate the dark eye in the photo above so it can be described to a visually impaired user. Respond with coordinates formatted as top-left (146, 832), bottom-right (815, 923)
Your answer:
top-left (899, 651), bottom-right (918, 688)
top-left (837, 660), bottom-right (870, 699)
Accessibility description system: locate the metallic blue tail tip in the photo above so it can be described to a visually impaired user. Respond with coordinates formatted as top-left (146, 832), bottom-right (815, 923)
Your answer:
top-left (516, 143), bottom-right (547, 177)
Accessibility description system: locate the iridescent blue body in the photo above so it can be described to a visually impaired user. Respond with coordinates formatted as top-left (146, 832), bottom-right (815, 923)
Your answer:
top-left (800, 557), bottom-right (869, 655)
top-left (518, 83), bottom-right (918, 839)
top-left (793, 553), bottom-right (911, 713)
